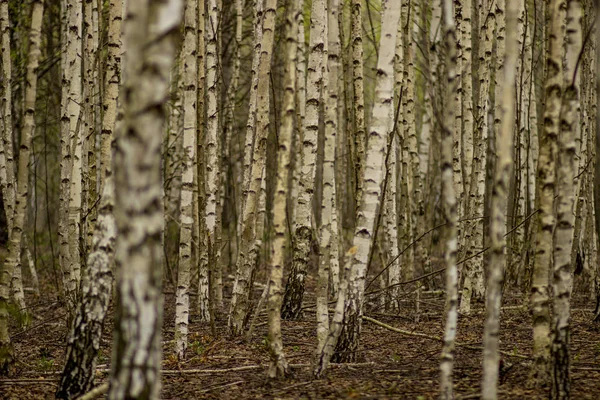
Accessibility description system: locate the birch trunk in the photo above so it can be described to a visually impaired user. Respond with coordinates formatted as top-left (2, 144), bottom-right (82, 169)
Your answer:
top-left (315, 0), bottom-right (401, 370)
top-left (69, 0), bottom-right (84, 298)
top-left (460, 0), bottom-right (494, 315)
top-left (482, 0), bottom-right (517, 398)
top-left (281, 0), bottom-right (327, 320)
top-left (531, 0), bottom-right (564, 386)
top-left (56, 178), bottom-right (116, 400)
top-left (58, 0), bottom-right (83, 312)
top-left (317, 0), bottom-right (341, 353)
top-left (0, 0), bottom-right (14, 231)
top-left (0, 0), bottom-right (43, 370)
top-left (460, 0), bottom-right (473, 200)
top-left (175, 0), bottom-right (197, 359)
top-left (352, 0), bottom-right (366, 209)
top-left (551, 0), bottom-right (581, 397)
top-left (196, 0), bottom-right (210, 322)
top-left (204, 0), bottom-right (221, 317)
top-left (266, 0), bottom-right (301, 378)
top-left (439, 0), bottom-right (460, 397)
top-left (108, 0), bottom-right (181, 397)
top-left (229, 0), bottom-right (277, 336)
top-left (453, 0), bottom-right (463, 228)
top-left (290, 0), bottom-right (305, 227)
top-left (240, 0), bottom-right (264, 224)
top-left (83, 0), bottom-right (99, 251)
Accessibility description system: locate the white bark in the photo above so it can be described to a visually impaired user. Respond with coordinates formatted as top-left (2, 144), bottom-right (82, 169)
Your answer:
top-left (57, 178), bottom-right (116, 399)
top-left (551, 1), bottom-right (581, 397)
top-left (282, 0), bottom-right (327, 319)
top-left (0, 0), bottom-right (44, 369)
top-left (229, 0), bottom-right (277, 336)
top-left (266, 0), bottom-right (301, 378)
top-left (108, 0), bottom-right (182, 397)
top-left (531, 0), bottom-right (563, 385)
top-left (439, 1), bottom-right (460, 398)
top-left (314, 0), bottom-right (401, 372)
top-left (175, 0), bottom-right (197, 360)
top-left (482, 0), bottom-right (517, 397)
top-left (0, 0), bottom-right (14, 231)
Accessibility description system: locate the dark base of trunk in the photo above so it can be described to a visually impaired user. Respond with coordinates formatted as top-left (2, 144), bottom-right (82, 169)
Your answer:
top-left (281, 228), bottom-right (312, 320)
top-left (331, 307), bottom-right (361, 363)
top-left (551, 333), bottom-right (570, 400)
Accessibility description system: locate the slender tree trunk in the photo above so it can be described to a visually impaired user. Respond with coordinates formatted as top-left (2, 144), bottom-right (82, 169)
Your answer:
top-left (228, 0), bottom-right (277, 336)
top-left (317, 0), bottom-right (341, 353)
top-left (551, 0), bottom-right (581, 397)
top-left (204, 0), bottom-right (221, 317)
top-left (108, 0), bottom-right (181, 397)
top-left (281, 0), bottom-right (327, 320)
top-left (439, 1), bottom-right (460, 397)
top-left (58, 0), bottom-right (83, 312)
top-left (460, 0), bottom-right (494, 315)
top-left (314, 0), bottom-right (401, 370)
top-left (481, 0), bottom-right (517, 398)
top-left (56, 178), bottom-right (116, 400)
top-left (175, 0), bottom-right (198, 359)
top-left (196, 0), bottom-right (210, 322)
top-left (352, 0), bottom-right (366, 210)
top-left (461, 0), bottom-right (474, 206)
top-left (0, 0), bottom-right (14, 232)
top-left (266, 0), bottom-right (301, 378)
top-left (531, 0), bottom-right (564, 386)
top-left (290, 0), bottom-right (305, 228)
top-left (0, 0), bottom-right (44, 371)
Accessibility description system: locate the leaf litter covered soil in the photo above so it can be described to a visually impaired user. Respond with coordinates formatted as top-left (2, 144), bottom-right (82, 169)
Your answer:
top-left (2, 281), bottom-right (600, 399)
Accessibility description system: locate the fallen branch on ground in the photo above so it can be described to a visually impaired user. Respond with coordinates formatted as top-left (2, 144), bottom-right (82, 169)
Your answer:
top-left (78, 383), bottom-right (109, 400)
top-left (362, 315), bottom-right (529, 359)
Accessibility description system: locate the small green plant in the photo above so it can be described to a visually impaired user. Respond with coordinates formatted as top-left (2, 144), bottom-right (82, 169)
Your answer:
top-left (97, 351), bottom-right (107, 365)
top-left (37, 348), bottom-right (54, 372)
top-left (189, 341), bottom-right (205, 356)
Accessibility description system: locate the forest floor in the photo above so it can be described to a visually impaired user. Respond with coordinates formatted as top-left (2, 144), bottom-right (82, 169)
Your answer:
top-left (3, 274), bottom-right (600, 399)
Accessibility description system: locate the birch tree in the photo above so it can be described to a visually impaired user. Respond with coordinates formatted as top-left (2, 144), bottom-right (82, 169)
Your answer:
top-left (266, 0), bottom-right (302, 378)
top-left (531, 0), bottom-right (564, 385)
top-left (460, 0), bottom-right (494, 315)
top-left (58, 0), bottom-right (83, 312)
top-left (56, 179), bottom-right (116, 400)
top-left (100, 0), bottom-right (123, 190)
top-left (439, 0), bottom-right (460, 397)
top-left (352, 0), bottom-right (366, 209)
top-left (0, 0), bottom-right (14, 233)
top-left (282, 0), bottom-right (327, 319)
top-left (229, 0), bottom-right (277, 336)
top-left (175, 0), bottom-right (198, 359)
top-left (482, 0), bottom-right (518, 397)
top-left (317, 0), bottom-right (341, 353)
top-left (204, 0), bottom-right (220, 316)
top-left (551, 0), bottom-right (581, 397)
top-left (0, 0), bottom-right (44, 371)
top-left (314, 0), bottom-right (401, 372)
top-left (108, 0), bottom-right (182, 397)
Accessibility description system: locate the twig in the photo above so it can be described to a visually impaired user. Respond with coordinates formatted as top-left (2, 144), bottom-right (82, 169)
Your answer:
top-left (362, 316), bottom-right (529, 359)
top-left (0, 378), bottom-right (58, 385)
top-left (77, 382), bottom-right (109, 400)
top-left (277, 381), bottom-right (312, 393)
top-left (198, 380), bottom-right (244, 393)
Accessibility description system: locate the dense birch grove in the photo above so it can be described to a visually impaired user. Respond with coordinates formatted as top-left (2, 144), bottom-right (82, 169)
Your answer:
top-left (1, 0), bottom-right (600, 399)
